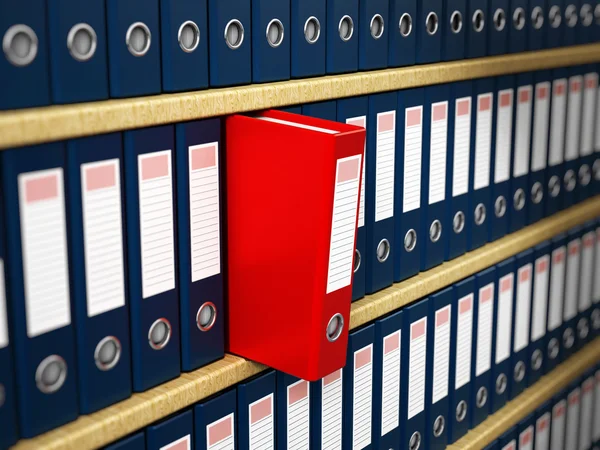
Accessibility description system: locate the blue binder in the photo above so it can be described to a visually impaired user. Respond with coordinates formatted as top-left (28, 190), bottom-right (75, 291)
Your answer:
top-left (195, 389), bottom-right (236, 450)
top-left (302, 101), bottom-right (337, 121)
top-left (388, 0), bottom-right (417, 66)
top-left (146, 409), bottom-right (193, 450)
top-left (490, 257), bottom-right (515, 414)
top-left (551, 395), bottom-right (567, 449)
top-left (485, 442), bottom-right (499, 450)
top-left (545, 234), bottom-right (567, 371)
top-left (276, 373), bottom-right (310, 450)
top-left (472, 267), bottom-right (496, 428)
top-left (446, 82), bottom-right (473, 260)
top-left (66, 134), bottom-right (132, 413)
top-left (279, 106), bottom-right (302, 114)
top-left (563, 0), bottom-right (580, 45)
top-left (577, 68), bottom-right (598, 203)
top-left (416, 0), bottom-right (442, 63)
top-left (175, 119), bottom-right (224, 372)
top-left (565, 384), bottom-right (581, 449)
top-left (561, 228), bottom-right (581, 361)
top-left (251, 0), bottom-right (290, 82)
top-left (527, 0), bottom-right (546, 49)
top-left (488, 0), bottom-right (510, 55)
top-left (395, 88), bottom-right (424, 281)
top-left (366, 93), bottom-right (397, 294)
top-left (425, 289), bottom-right (452, 450)
top-left (468, 78), bottom-right (494, 251)
top-left (290, 0), bottom-right (326, 78)
top-left (529, 242), bottom-right (551, 384)
top-left (207, 0), bottom-right (251, 87)
top-left (373, 310), bottom-right (403, 450)
top-left (563, 70), bottom-right (583, 209)
top-left (400, 299), bottom-right (429, 450)
top-left (517, 415), bottom-right (535, 450)
top-left (546, 0), bottom-right (565, 48)
top-left (326, 0), bottom-right (359, 74)
top-left (0, 0), bottom-right (51, 110)
top-left (106, 0), bottom-right (161, 98)
top-left (238, 371), bottom-right (277, 450)
top-left (104, 432), bottom-right (145, 450)
top-left (123, 126), bottom-right (180, 392)
top-left (47, 0), bottom-right (109, 104)
top-left (534, 402), bottom-right (552, 450)
top-left (498, 427), bottom-right (517, 449)
top-left (578, 1), bottom-right (595, 43)
top-left (510, 250), bottom-right (533, 398)
top-left (509, 73), bottom-right (534, 234)
top-left (160, 0), bottom-right (209, 92)
top-left (421, 85), bottom-right (449, 270)
top-left (448, 277), bottom-right (475, 443)
top-left (490, 76), bottom-right (514, 242)
top-left (337, 97), bottom-right (368, 301)
top-left (442, 0), bottom-right (467, 60)
top-left (309, 368), bottom-right (344, 449)
top-left (1, 143), bottom-right (78, 437)
top-left (359, 0), bottom-right (389, 70)
top-left (575, 223), bottom-right (595, 350)
top-left (508, 0), bottom-right (528, 52)
top-left (465, 0), bottom-right (488, 58)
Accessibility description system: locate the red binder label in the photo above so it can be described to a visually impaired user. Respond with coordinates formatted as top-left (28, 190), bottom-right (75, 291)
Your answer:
top-left (548, 247), bottom-right (566, 331)
top-left (206, 413), bottom-right (234, 450)
top-left (249, 394), bottom-right (274, 449)
top-left (496, 274), bottom-right (514, 364)
top-left (565, 76), bottom-right (583, 162)
top-left (519, 426), bottom-right (533, 450)
top-left (429, 102), bottom-right (448, 205)
top-left (580, 377), bottom-right (595, 450)
top-left (453, 97), bottom-right (471, 198)
top-left (476, 283), bottom-right (494, 376)
top-left (403, 106), bottom-right (423, 213)
top-left (552, 400), bottom-right (567, 447)
top-left (432, 305), bottom-right (451, 403)
top-left (549, 79), bottom-right (567, 166)
top-left (532, 82), bottom-right (551, 172)
top-left (160, 435), bottom-right (191, 450)
top-left (566, 389), bottom-right (581, 449)
top-left (321, 369), bottom-right (343, 449)
top-left (455, 295), bottom-right (473, 389)
top-left (581, 73), bottom-right (598, 157)
top-left (494, 90), bottom-right (513, 184)
top-left (564, 240), bottom-right (580, 321)
top-left (532, 256), bottom-right (549, 341)
top-left (514, 86), bottom-right (533, 178)
top-left (346, 116), bottom-right (367, 228)
top-left (514, 264), bottom-right (532, 352)
top-left (353, 344), bottom-right (373, 448)
top-left (408, 318), bottom-right (427, 419)
top-left (287, 380), bottom-right (309, 449)
top-left (376, 111), bottom-right (396, 222)
top-left (474, 93), bottom-right (493, 190)
top-left (579, 232), bottom-right (594, 312)
top-left (536, 412), bottom-right (551, 450)
top-left (381, 331), bottom-right (401, 435)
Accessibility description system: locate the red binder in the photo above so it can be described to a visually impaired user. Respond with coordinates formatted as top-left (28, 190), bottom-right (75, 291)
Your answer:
top-left (226, 110), bottom-right (366, 381)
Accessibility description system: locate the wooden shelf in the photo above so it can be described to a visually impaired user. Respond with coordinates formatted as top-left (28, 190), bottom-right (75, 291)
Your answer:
top-left (1, 44), bottom-right (600, 150)
top-left (12, 197), bottom-right (600, 450)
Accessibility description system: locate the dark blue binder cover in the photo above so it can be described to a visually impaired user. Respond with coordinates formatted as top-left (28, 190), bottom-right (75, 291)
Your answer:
top-left (529, 242), bottom-right (551, 385)
top-left (508, 0), bottom-right (528, 52)
top-left (276, 373), bottom-right (310, 450)
top-left (546, 0), bottom-right (565, 48)
top-left (497, 427), bottom-right (517, 449)
top-left (208, 0), bottom-right (251, 87)
top-left (388, 0), bottom-right (417, 66)
top-left (534, 401), bottom-right (552, 450)
top-left (303, 101), bottom-right (337, 121)
top-left (577, 67), bottom-right (598, 203)
top-left (517, 415), bottom-right (535, 450)
top-left (527, 0), bottom-right (546, 49)
top-left (472, 267), bottom-right (496, 429)
top-left (160, 0), bottom-right (209, 92)
top-left (395, 88), bottom-right (424, 282)
top-left (442, 0), bottom-right (467, 61)
top-left (309, 368), bottom-right (344, 449)
top-left (337, 97), bottom-right (368, 301)
top-left (291, 0), bottom-right (326, 78)
top-left (238, 371), bottom-right (276, 450)
top-left (326, 0), bottom-right (359, 74)
top-left (373, 310), bottom-right (403, 450)
top-left (545, 234), bottom-right (567, 371)
top-left (416, 0), bottom-right (442, 63)
top-left (366, 93), bottom-right (397, 294)
top-left (425, 288), bottom-right (452, 450)
top-left (0, 0), bottom-right (51, 110)
top-left (106, 0), bottom-right (161, 98)
top-left (488, 0), bottom-right (510, 55)
top-left (251, 0), bottom-right (290, 82)
top-left (561, 228), bottom-right (581, 361)
top-left (400, 299), bottom-right (429, 450)
top-left (123, 126), bottom-right (180, 392)
top-left (146, 409), bottom-right (193, 450)
top-left (575, 223), bottom-right (595, 350)
top-left (490, 76), bottom-right (514, 242)
top-left (563, 0), bottom-right (580, 45)
top-left (66, 133), bottom-right (132, 413)
top-left (563, 69), bottom-right (583, 209)
top-left (175, 119), bottom-right (224, 372)
top-left (446, 82), bottom-right (472, 260)
top-left (421, 85), bottom-right (449, 271)
top-left (104, 432), bottom-right (145, 450)
top-left (359, 0), bottom-right (389, 70)
top-left (578, 0), bottom-right (595, 43)
top-left (343, 324), bottom-right (375, 450)
top-left (1, 143), bottom-right (79, 437)
top-left (47, 0), bottom-right (109, 104)
top-left (195, 389), bottom-right (236, 450)
top-left (280, 106), bottom-right (302, 114)
top-left (465, 0), bottom-right (488, 58)
top-left (484, 442), bottom-right (499, 450)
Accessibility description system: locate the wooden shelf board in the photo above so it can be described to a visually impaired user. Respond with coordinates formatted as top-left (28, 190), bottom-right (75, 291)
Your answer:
top-left (1, 44), bottom-right (600, 150)
top-left (11, 198), bottom-right (600, 450)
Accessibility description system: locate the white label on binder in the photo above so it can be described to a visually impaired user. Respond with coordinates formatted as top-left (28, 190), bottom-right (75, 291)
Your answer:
top-left (594, 371), bottom-right (600, 442)
top-left (514, 264), bottom-right (532, 352)
top-left (353, 344), bottom-right (372, 450)
top-left (0, 260), bottom-right (7, 349)
top-left (565, 76), bottom-right (583, 162)
top-left (81, 159), bottom-right (126, 317)
top-left (207, 414), bottom-right (235, 450)
top-left (549, 79), bottom-right (567, 166)
top-left (160, 435), bottom-right (191, 450)
top-left (138, 151), bottom-right (175, 299)
top-left (581, 73), bottom-right (598, 157)
top-left (551, 400), bottom-right (566, 450)
top-left (19, 168), bottom-right (71, 338)
top-left (407, 317), bottom-right (427, 419)
top-left (381, 331), bottom-right (401, 436)
top-left (403, 106), bottom-right (423, 213)
top-left (429, 102), bottom-right (448, 205)
top-left (347, 116), bottom-right (367, 228)
top-left (376, 111), bottom-right (396, 222)
top-left (531, 256), bottom-right (550, 341)
top-left (432, 305), bottom-right (450, 404)
top-left (596, 86), bottom-right (600, 152)
top-left (476, 283), bottom-right (494, 376)
top-left (566, 389), bottom-right (581, 450)
top-left (532, 83), bottom-right (551, 172)
top-left (494, 90), bottom-right (513, 184)
top-left (322, 370), bottom-right (343, 450)
top-left (548, 247), bottom-right (566, 330)
top-left (474, 94), bottom-right (493, 190)
top-left (189, 142), bottom-right (221, 282)
top-left (495, 274), bottom-right (514, 364)
top-left (455, 294), bottom-right (473, 390)
top-left (564, 240), bottom-right (580, 321)
top-left (594, 229), bottom-right (600, 303)
top-left (519, 426), bottom-right (534, 450)
top-left (249, 394), bottom-right (274, 450)
top-left (514, 86), bottom-right (533, 177)
top-left (453, 97), bottom-right (471, 197)
top-left (287, 380), bottom-right (310, 450)
top-left (535, 412), bottom-right (551, 450)
top-left (579, 232), bottom-right (594, 312)
top-left (580, 378), bottom-right (594, 450)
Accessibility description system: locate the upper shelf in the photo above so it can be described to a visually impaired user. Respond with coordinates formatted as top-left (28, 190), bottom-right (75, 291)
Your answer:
top-left (1, 44), bottom-right (600, 150)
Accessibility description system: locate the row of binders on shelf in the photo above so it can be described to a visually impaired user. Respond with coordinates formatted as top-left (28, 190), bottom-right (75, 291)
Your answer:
top-left (2, 0), bottom-right (600, 110)
top-left (105, 220), bottom-right (600, 450)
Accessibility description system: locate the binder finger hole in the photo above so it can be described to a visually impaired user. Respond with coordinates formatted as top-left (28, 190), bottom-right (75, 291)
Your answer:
top-left (196, 302), bottom-right (217, 332)
top-left (67, 23), bottom-right (97, 62)
top-left (148, 318), bottom-right (172, 350)
top-left (513, 188), bottom-right (526, 211)
top-left (404, 229), bottom-right (417, 252)
top-left (549, 5), bottom-right (563, 28)
top-left (593, 159), bottom-right (600, 180)
top-left (126, 22), bottom-right (151, 57)
top-left (399, 13), bottom-right (413, 36)
top-left (453, 211), bottom-right (465, 234)
top-left (338, 15), bottom-right (355, 41)
top-left (564, 170), bottom-right (576, 192)
top-left (35, 355), bottom-right (67, 394)
top-left (433, 415), bottom-right (445, 437)
top-left (548, 337), bottom-right (560, 360)
top-left (326, 313), bottom-right (344, 342)
top-left (224, 19), bottom-right (245, 49)
top-left (549, 175), bottom-right (561, 197)
top-left (476, 387), bottom-right (488, 408)
top-left (513, 7), bottom-right (526, 30)
top-left (579, 164), bottom-right (591, 186)
top-left (591, 308), bottom-right (600, 330)
top-left (377, 238), bottom-right (391, 262)
top-left (2, 24), bottom-right (38, 67)
top-left (370, 14), bottom-right (385, 39)
top-left (473, 9), bottom-right (485, 32)
top-left (429, 220), bottom-right (442, 243)
top-left (562, 328), bottom-right (574, 349)
top-left (514, 361), bottom-right (526, 382)
top-left (577, 318), bottom-right (589, 339)
top-left (266, 19), bottom-right (284, 48)
top-left (531, 349), bottom-right (543, 371)
top-left (304, 16), bottom-right (321, 44)
top-left (496, 373), bottom-right (507, 394)
top-left (474, 203), bottom-right (486, 226)
top-left (426, 12), bottom-right (439, 35)
top-left (94, 336), bottom-right (122, 371)
top-left (353, 249), bottom-right (362, 273)
top-left (581, 3), bottom-right (594, 25)
top-left (494, 8), bottom-right (507, 30)
top-left (450, 11), bottom-right (464, 33)
top-left (531, 6), bottom-right (545, 29)
top-left (531, 182), bottom-right (543, 204)
top-left (495, 196), bottom-right (507, 218)
top-left (456, 400), bottom-right (468, 422)
top-left (565, 4), bottom-right (578, 27)
top-left (595, 3), bottom-right (600, 24)
top-left (178, 20), bottom-right (200, 53)
top-left (409, 431), bottom-right (422, 450)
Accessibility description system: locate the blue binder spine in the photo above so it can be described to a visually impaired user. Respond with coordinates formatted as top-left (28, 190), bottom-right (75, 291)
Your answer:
top-left (310, 368), bottom-right (344, 449)
top-left (195, 390), bottom-right (237, 450)
top-left (498, 427), bottom-right (517, 449)
top-left (578, 69), bottom-right (598, 202)
top-left (563, 70), bottom-right (583, 209)
top-left (528, 0), bottom-right (546, 49)
top-left (276, 373), bottom-right (310, 450)
top-left (546, 70), bottom-right (568, 215)
top-left (302, 101), bottom-right (338, 121)
top-left (529, 242), bottom-right (551, 384)
top-left (545, 234), bottom-right (567, 371)
top-left (508, 0), bottom-right (528, 52)
top-left (442, 0), bottom-right (466, 60)
top-left (546, 0), bottom-right (565, 48)
top-left (104, 433), bottom-right (145, 450)
top-left (251, 0), bottom-right (290, 82)
top-left (465, 0), bottom-right (488, 58)
top-left (359, 0), bottom-right (389, 70)
top-left (416, 0), bottom-right (443, 63)
top-left (576, 223), bottom-right (595, 349)
top-left (561, 228), bottom-right (581, 360)
top-left (326, 0), bottom-right (360, 74)
top-left (488, 0), bottom-right (510, 55)
top-left (388, 0), bottom-right (417, 66)
top-left (238, 371), bottom-right (277, 450)
top-left (290, 0), bottom-right (326, 78)
top-left (563, 0), bottom-right (581, 45)
top-left (146, 409), bottom-right (193, 450)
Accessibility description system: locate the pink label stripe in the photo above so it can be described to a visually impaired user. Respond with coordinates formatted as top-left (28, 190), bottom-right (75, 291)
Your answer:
top-left (536, 258), bottom-right (548, 273)
top-left (406, 108), bottom-right (422, 127)
top-left (433, 103), bottom-right (447, 121)
top-left (26, 174), bottom-right (58, 203)
top-left (384, 332), bottom-right (400, 354)
top-left (323, 369), bottom-right (342, 386)
top-left (555, 81), bottom-right (566, 96)
top-left (436, 307), bottom-right (450, 327)
top-left (164, 437), bottom-right (190, 450)
top-left (208, 416), bottom-right (233, 447)
top-left (378, 113), bottom-right (395, 132)
top-left (554, 402), bottom-right (565, 417)
top-left (250, 397), bottom-right (272, 424)
top-left (355, 346), bottom-right (372, 369)
top-left (459, 295), bottom-right (473, 314)
top-left (479, 95), bottom-right (491, 111)
top-left (191, 145), bottom-right (217, 171)
top-left (583, 379), bottom-right (594, 393)
top-left (86, 164), bottom-right (116, 191)
top-left (537, 417), bottom-right (549, 431)
top-left (569, 391), bottom-right (579, 405)
top-left (500, 92), bottom-right (512, 108)
top-left (569, 242), bottom-right (579, 256)
top-left (456, 99), bottom-right (470, 116)
top-left (553, 249), bottom-right (565, 264)
top-left (288, 381), bottom-right (308, 405)
top-left (142, 154), bottom-right (169, 181)
top-left (571, 79), bottom-right (581, 92)
top-left (411, 319), bottom-right (426, 340)
top-left (537, 85), bottom-right (548, 99)
top-left (586, 75), bottom-right (598, 89)
top-left (338, 158), bottom-right (360, 183)
top-left (519, 267), bottom-right (531, 283)
top-left (584, 233), bottom-right (594, 248)
top-left (519, 88), bottom-right (531, 104)
top-left (503, 442), bottom-right (515, 450)
top-left (480, 286), bottom-right (493, 303)
top-left (520, 430), bottom-right (532, 445)
top-left (347, 117), bottom-right (366, 128)
top-left (501, 276), bottom-right (513, 293)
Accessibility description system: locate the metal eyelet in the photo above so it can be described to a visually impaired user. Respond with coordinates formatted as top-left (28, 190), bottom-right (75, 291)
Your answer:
top-left (565, 4), bottom-right (578, 27)
top-left (591, 308), bottom-right (600, 330)
top-left (409, 431), bottom-right (422, 450)
top-left (549, 175), bottom-right (561, 197)
top-left (326, 313), bottom-right (344, 342)
top-left (495, 196), bottom-right (507, 218)
top-left (595, 3), bottom-right (600, 24)
top-left (126, 22), bottom-right (151, 57)
top-left (532, 6), bottom-right (545, 29)
top-left (224, 19), bottom-right (245, 49)
top-left (531, 182), bottom-right (544, 204)
top-left (148, 318), bottom-right (172, 350)
top-left (456, 400), bottom-right (468, 422)
top-left (370, 14), bottom-right (385, 39)
top-left (579, 164), bottom-right (591, 186)
top-left (548, 337), bottom-right (559, 360)
top-left (433, 415), bottom-right (445, 437)
top-left (513, 7), bottom-right (526, 30)
top-left (338, 15), bottom-right (355, 41)
top-left (473, 9), bottom-right (485, 31)
top-left (377, 239), bottom-right (391, 262)
top-left (549, 5), bottom-right (563, 28)
top-left (513, 188), bottom-right (526, 211)
top-left (496, 373), bottom-right (508, 394)
top-left (450, 11), bottom-right (463, 33)
top-left (581, 3), bottom-right (593, 25)
top-left (196, 302), bottom-right (217, 332)
top-left (593, 159), bottom-right (600, 180)
top-left (404, 229), bottom-right (417, 252)
top-left (514, 361), bottom-right (526, 382)
top-left (564, 170), bottom-right (576, 192)
top-left (577, 318), bottom-right (589, 340)
top-left (94, 336), bottom-right (122, 371)
top-left (266, 19), bottom-right (284, 48)
top-left (474, 203), bottom-right (486, 226)
top-left (2, 24), bottom-right (38, 67)
top-left (476, 387), bottom-right (488, 408)
top-left (35, 355), bottom-right (68, 394)
top-left (353, 249), bottom-right (362, 273)
top-left (494, 8), bottom-right (507, 30)
top-left (563, 328), bottom-right (575, 349)
top-left (426, 12), bottom-right (439, 35)
top-left (400, 13), bottom-right (414, 36)
top-left (178, 20), bottom-right (200, 53)
top-left (429, 220), bottom-right (442, 243)
top-left (67, 23), bottom-right (97, 62)
top-left (453, 211), bottom-right (465, 234)
top-left (531, 349), bottom-right (543, 371)
top-left (304, 16), bottom-right (321, 44)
